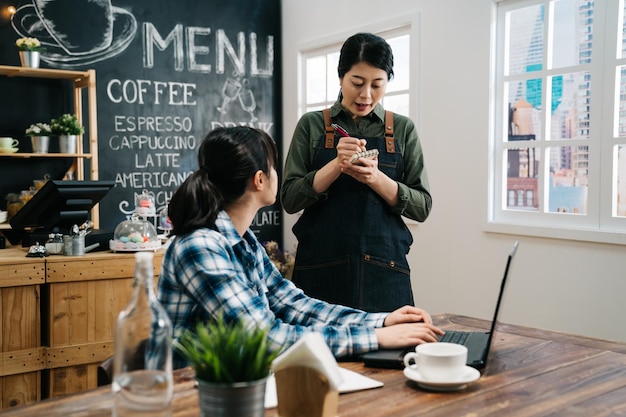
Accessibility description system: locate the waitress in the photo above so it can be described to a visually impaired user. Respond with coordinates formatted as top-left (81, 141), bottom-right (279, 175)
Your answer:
top-left (281, 32), bottom-right (432, 312)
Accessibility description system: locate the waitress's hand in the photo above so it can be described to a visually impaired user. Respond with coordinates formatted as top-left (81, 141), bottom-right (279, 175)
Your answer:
top-left (340, 154), bottom-right (380, 185)
top-left (338, 146), bottom-right (400, 206)
top-left (336, 137), bottom-right (366, 164)
top-left (314, 136), bottom-right (366, 193)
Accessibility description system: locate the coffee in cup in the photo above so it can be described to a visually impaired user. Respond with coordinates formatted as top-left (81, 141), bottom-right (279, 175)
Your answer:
top-left (0, 137), bottom-right (19, 149)
top-left (403, 342), bottom-right (468, 382)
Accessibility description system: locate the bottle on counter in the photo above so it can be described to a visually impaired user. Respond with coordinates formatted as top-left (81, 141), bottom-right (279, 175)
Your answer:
top-left (113, 252), bottom-right (173, 417)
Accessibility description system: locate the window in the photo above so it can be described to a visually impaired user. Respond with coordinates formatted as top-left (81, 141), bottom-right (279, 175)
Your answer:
top-left (301, 27), bottom-right (413, 117)
top-left (490, 0), bottom-right (626, 243)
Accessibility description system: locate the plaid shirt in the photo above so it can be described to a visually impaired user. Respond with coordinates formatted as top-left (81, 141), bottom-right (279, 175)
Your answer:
top-left (157, 211), bottom-right (387, 368)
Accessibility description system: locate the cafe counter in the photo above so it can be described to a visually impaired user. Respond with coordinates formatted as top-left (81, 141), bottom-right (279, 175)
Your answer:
top-left (0, 247), bottom-right (164, 410)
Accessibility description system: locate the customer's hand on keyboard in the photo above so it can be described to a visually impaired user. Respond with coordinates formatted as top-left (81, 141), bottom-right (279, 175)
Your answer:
top-left (375, 322), bottom-right (445, 349)
top-left (383, 305), bottom-right (434, 326)
top-left (374, 306), bottom-right (444, 348)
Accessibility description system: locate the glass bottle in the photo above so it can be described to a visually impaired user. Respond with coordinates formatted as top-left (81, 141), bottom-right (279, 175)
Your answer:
top-left (113, 252), bottom-right (173, 417)
top-left (5, 193), bottom-right (24, 219)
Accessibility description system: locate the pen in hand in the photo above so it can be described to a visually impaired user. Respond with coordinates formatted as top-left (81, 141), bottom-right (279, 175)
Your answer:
top-left (331, 123), bottom-right (350, 137)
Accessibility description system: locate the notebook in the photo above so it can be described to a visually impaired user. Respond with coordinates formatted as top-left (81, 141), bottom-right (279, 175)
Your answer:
top-left (361, 241), bottom-right (519, 371)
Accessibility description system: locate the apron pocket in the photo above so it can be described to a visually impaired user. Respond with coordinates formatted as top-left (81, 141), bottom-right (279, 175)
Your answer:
top-left (360, 254), bottom-right (413, 312)
top-left (377, 160), bottom-right (398, 178)
top-left (292, 256), bottom-right (353, 306)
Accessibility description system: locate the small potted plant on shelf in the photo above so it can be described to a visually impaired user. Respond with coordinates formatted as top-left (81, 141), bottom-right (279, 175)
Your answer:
top-left (51, 113), bottom-right (84, 154)
top-left (176, 314), bottom-right (282, 417)
top-left (25, 122), bottom-right (52, 154)
top-left (15, 37), bottom-right (43, 68)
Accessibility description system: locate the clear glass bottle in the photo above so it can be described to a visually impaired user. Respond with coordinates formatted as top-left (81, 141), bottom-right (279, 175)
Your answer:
top-left (113, 252), bottom-right (173, 417)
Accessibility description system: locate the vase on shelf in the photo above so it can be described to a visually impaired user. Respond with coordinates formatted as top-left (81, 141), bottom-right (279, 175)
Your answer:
top-left (30, 136), bottom-right (50, 153)
top-left (59, 135), bottom-right (77, 154)
top-left (18, 51), bottom-right (40, 69)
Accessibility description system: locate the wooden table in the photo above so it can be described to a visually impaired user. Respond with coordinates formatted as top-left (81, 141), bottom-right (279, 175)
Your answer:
top-left (2, 314), bottom-right (626, 416)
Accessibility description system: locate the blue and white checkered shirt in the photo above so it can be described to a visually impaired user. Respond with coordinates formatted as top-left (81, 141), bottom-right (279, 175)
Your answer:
top-left (157, 211), bottom-right (387, 368)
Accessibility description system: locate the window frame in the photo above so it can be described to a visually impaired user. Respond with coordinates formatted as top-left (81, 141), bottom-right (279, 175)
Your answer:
top-left (487, 0), bottom-right (626, 245)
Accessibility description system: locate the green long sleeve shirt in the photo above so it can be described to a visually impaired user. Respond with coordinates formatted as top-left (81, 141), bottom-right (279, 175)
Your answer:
top-left (281, 101), bottom-right (432, 222)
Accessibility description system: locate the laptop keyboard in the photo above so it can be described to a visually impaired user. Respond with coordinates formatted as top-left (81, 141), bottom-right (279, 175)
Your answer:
top-left (439, 331), bottom-right (471, 345)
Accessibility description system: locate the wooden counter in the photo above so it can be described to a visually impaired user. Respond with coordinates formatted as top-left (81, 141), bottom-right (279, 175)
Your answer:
top-left (0, 247), bottom-right (164, 410)
top-left (0, 249), bottom-right (45, 409)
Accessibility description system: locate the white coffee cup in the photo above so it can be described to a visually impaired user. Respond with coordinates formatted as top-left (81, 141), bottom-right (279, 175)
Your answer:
top-left (403, 342), bottom-right (468, 382)
top-left (0, 137), bottom-right (18, 149)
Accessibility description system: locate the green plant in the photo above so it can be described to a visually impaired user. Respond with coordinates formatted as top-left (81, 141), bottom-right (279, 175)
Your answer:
top-left (15, 37), bottom-right (44, 52)
top-left (25, 122), bottom-right (52, 136)
top-left (175, 314), bottom-right (281, 384)
top-left (51, 114), bottom-right (85, 135)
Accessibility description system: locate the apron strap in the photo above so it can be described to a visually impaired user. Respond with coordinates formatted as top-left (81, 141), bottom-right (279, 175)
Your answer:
top-left (323, 108), bottom-right (335, 149)
top-left (323, 108), bottom-right (395, 152)
top-left (385, 110), bottom-right (395, 153)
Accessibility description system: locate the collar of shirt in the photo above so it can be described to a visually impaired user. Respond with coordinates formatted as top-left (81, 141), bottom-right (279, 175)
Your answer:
top-left (215, 210), bottom-right (261, 272)
top-left (216, 210), bottom-right (258, 250)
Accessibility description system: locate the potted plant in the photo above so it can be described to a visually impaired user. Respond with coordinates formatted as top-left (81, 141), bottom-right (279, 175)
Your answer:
top-left (25, 122), bottom-right (52, 153)
top-left (51, 114), bottom-right (84, 153)
top-left (176, 314), bottom-right (282, 417)
top-left (16, 37), bottom-right (43, 68)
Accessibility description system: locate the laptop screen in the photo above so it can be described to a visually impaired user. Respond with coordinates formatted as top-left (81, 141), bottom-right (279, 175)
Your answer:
top-left (360, 241), bottom-right (519, 370)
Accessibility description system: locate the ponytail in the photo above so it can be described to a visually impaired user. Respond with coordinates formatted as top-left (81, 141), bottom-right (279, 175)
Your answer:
top-left (168, 126), bottom-right (278, 236)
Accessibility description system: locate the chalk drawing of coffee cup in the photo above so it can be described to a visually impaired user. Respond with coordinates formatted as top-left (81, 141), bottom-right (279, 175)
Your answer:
top-left (11, 0), bottom-right (137, 68)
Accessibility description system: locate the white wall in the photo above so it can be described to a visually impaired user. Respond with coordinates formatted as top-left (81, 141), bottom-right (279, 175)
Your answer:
top-left (281, 0), bottom-right (626, 343)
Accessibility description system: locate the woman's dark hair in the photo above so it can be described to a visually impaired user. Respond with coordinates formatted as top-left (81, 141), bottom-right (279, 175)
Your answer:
top-left (337, 32), bottom-right (394, 80)
top-left (168, 126), bottom-right (278, 235)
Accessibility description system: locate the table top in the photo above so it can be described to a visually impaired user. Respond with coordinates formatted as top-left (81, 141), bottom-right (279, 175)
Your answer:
top-left (2, 314), bottom-right (626, 417)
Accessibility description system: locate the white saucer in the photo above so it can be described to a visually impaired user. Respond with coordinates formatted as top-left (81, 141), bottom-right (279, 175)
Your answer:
top-left (403, 366), bottom-right (480, 392)
top-left (0, 147), bottom-right (18, 154)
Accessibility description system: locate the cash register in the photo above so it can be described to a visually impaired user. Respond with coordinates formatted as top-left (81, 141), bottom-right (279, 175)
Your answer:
top-left (8, 180), bottom-right (116, 250)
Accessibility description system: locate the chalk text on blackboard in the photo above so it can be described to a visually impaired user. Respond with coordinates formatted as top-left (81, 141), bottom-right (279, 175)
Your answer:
top-left (107, 79), bottom-right (197, 105)
top-left (113, 116), bottom-right (194, 133)
top-left (143, 23), bottom-right (274, 76)
top-left (252, 210), bottom-right (281, 227)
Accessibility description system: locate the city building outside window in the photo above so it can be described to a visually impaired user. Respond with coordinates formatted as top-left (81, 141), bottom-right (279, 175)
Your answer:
top-left (490, 0), bottom-right (626, 244)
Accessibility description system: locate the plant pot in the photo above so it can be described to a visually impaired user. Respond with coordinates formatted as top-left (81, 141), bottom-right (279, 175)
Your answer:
top-left (31, 135), bottom-right (50, 153)
top-left (59, 135), bottom-right (77, 153)
top-left (19, 51), bottom-right (40, 69)
top-left (196, 377), bottom-right (267, 417)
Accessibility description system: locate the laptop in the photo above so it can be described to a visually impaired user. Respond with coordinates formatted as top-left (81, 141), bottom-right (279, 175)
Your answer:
top-left (361, 241), bottom-right (519, 371)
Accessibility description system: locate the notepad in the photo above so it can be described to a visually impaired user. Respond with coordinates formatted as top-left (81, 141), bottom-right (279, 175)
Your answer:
top-left (264, 367), bottom-right (383, 409)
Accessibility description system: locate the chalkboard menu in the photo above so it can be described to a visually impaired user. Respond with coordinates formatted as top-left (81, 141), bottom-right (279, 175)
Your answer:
top-left (0, 0), bottom-right (283, 243)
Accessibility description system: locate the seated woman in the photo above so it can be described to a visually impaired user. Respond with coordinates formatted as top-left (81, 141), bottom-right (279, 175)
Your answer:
top-left (157, 126), bottom-right (444, 368)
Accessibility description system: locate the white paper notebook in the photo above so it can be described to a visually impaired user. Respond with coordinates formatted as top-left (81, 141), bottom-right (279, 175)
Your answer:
top-left (264, 367), bottom-right (383, 409)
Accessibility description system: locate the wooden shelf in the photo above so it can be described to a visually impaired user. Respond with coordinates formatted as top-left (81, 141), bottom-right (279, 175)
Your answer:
top-left (0, 65), bottom-right (91, 82)
top-left (0, 65), bottom-right (100, 227)
top-left (0, 153), bottom-right (93, 158)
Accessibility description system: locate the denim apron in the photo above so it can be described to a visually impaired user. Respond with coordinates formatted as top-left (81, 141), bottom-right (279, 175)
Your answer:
top-left (291, 110), bottom-right (414, 312)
